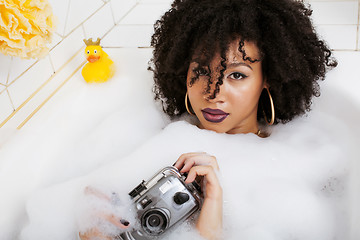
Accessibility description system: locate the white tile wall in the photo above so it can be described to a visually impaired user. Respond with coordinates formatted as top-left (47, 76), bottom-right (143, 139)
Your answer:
top-left (7, 56), bottom-right (54, 109)
top-left (0, 0), bottom-right (359, 128)
top-left (49, 27), bottom-right (84, 72)
top-left (0, 91), bottom-right (13, 122)
top-left (0, 85), bottom-right (5, 93)
top-left (83, 3), bottom-right (115, 40)
top-left (309, 0), bottom-right (359, 51)
top-left (48, 0), bottom-right (71, 37)
top-left (102, 25), bottom-right (154, 47)
top-left (0, 55), bottom-right (11, 85)
top-left (324, 51), bottom-right (360, 106)
top-left (109, 0), bottom-right (137, 23)
top-left (7, 58), bottom-right (37, 85)
top-left (16, 55), bottom-right (85, 128)
top-left (64, 0), bottom-right (104, 36)
top-left (120, 3), bottom-right (171, 25)
top-left (139, 0), bottom-right (173, 3)
top-left (49, 33), bottom-right (64, 51)
top-left (358, 28), bottom-right (360, 50)
top-left (309, 1), bottom-right (358, 25)
top-left (316, 25), bottom-right (358, 50)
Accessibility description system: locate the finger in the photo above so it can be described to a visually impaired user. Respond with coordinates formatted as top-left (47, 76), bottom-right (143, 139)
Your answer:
top-left (79, 228), bottom-right (112, 240)
top-left (179, 157), bottom-right (196, 173)
top-left (102, 214), bottom-right (130, 229)
top-left (180, 155), bottom-right (219, 173)
top-left (185, 166), bottom-right (222, 200)
top-left (84, 186), bottom-right (111, 202)
top-left (185, 165), bottom-right (219, 186)
top-left (174, 152), bottom-right (218, 171)
top-left (174, 152), bottom-right (207, 169)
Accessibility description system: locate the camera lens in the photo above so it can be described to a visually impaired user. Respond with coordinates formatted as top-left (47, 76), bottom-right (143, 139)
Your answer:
top-left (142, 208), bottom-right (169, 236)
top-left (148, 215), bottom-right (161, 227)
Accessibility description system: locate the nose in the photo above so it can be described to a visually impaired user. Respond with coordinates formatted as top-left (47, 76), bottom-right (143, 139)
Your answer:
top-left (205, 81), bottom-right (226, 103)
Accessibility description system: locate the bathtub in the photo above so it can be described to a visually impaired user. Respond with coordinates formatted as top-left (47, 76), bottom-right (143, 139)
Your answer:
top-left (0, 0), bottom-right (359, 239)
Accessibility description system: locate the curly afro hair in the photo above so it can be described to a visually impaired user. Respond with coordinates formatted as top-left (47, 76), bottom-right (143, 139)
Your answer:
top-left (149, 0), bottom-right (337, 124)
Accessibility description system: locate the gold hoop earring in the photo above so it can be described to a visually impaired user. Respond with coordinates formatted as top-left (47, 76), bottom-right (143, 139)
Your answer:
top-left (185, 92), bottom-right (194, 115)
top-left (263, 87), bottom-right (275, 125)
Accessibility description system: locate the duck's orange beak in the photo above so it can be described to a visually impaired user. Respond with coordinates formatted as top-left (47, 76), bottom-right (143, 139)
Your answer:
top-left (87, 55), bottom-right (100, 63)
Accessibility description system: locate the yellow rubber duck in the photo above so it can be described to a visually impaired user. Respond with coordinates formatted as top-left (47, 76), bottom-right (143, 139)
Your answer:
top-left (81, 38), bottom-right (114, 83)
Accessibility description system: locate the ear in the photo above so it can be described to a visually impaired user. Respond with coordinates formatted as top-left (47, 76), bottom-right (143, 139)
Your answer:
top-left (262, 77), bottom-right (269, 89)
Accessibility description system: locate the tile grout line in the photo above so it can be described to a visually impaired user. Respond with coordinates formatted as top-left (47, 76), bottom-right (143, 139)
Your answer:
top-left (54, 32), bottom-right (64, 39)
top-left (0, 47), bottom-right (84, 129)
top-left (1, 0), bottom-right (127, 96)
top-left (0, 57), bottom-right (13, 95)
top-left (48, 54), bottom-right (56, 73)
top-left (3, 1), bottom-right (141, 95)
top-left (63, 2), bottom-right (108, 39)
top-left (81, 23), bottom-right (87, 39)
top-left (109, 0), bottom-right (116, 25)
top-left (15, 0), bottom-right (124, 129)
top-left (331, 49), bottom-right (359, 52)
top-left (0, 0), bottom-right (109, 124)
top-left (17, 60), bottom-right (86, 130)
top-left (6, 89), bottom-right (16, 111)
top-left (1, 1), bottom-right (112, 129)
top-left (316, 24), bottom-right (358, 26)
top-left (117, 24), bottom-right (153, 26)
top-left (15, 0), bottom-right (121, 129)
top-left (48, 0), bottom-right (107, 53)
top-left (2, 0), bottom-right (358, 129)
top-left (101, 24), bottom-right (116, 41)
top-left (357, 0), bottom-right (360, 50)
top-left (6, 56), bottom-right (12, 85)
top-left (49, 36), bottom-right (64, 52)
top-left (0, 60), bottom-right (39, 95)
top-left (63, 0), bottom-right (72, 37)
top-left (98, 2), bottom-right (139, 42)
top-left (102, 46), bottom-right (152, 48)
top-left (116, 2), bottom-right (140, 25)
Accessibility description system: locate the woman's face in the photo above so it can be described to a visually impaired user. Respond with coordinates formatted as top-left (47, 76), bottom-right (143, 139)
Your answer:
top-left (186, 40), bottom-right (265, 134)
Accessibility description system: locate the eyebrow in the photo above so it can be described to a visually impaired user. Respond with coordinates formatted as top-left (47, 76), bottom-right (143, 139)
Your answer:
top-left (227, 62), bottom-right (253, 70)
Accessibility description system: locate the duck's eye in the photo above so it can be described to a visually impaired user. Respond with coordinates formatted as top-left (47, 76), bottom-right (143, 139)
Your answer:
top-left (94, 50), bottom-right (97, 54)
top-left (87, 50), bottom-right (90, 54)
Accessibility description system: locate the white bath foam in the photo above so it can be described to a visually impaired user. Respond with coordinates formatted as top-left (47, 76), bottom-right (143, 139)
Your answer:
top-left (75, 185), bottom-right (139, 238)
top-left (0, 47), bottom-right (358, 240)
top-left (19, 94), bottom-right (355, 240)
top-left (0, 49), bottom-right (170, 239)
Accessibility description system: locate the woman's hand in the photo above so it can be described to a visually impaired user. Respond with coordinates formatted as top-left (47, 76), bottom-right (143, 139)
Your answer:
top-left (174, 152), bottom-right (223, 240)
top-left (78, 187), bottom-right (130, 240)
top-left (79, 214), bottom-right (129, 240)
top-left (79, 228), bottom-right (112, 240)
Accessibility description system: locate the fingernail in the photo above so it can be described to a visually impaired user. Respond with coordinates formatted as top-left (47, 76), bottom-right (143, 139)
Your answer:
top-left (120, 219), bottom-right (130, 226)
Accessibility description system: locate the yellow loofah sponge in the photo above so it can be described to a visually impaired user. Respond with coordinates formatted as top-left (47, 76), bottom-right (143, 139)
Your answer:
top-left (0, 0), bottom-right (57, 59)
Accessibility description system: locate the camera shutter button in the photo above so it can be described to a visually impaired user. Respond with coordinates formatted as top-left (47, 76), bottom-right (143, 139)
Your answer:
top-left (173, 192), bottom-right (190, 205)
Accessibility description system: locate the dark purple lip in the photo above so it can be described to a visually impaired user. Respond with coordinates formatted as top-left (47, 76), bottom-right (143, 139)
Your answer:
top-left (201, 108), bottom-right (229, 123)
top-left (202, 108), bottom-right (228, 115)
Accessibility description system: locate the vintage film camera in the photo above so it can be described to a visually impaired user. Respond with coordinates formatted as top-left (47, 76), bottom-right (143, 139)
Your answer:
top-left (119, 166), bottom-right (202, 240)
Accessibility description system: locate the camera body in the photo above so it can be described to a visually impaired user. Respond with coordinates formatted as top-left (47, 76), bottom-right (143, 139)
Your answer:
top-left (119, 166), bottom-right (202, 240)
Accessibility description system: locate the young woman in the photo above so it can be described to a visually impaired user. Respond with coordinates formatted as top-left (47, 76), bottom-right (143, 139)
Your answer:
top-left (80, 0), bottom-right (337, 239)
top-left (149, 0), bottom-right (335, 238)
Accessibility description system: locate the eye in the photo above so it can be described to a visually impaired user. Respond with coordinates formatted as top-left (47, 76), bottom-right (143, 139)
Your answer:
top-left (194, 68), bottom-right (209, 76)
top-left (94, 50), bottom-right (97, 54)
top-left (86, 50), bottom-right (90, 54)
top-left (229, 72), bottom-right (247, 80)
